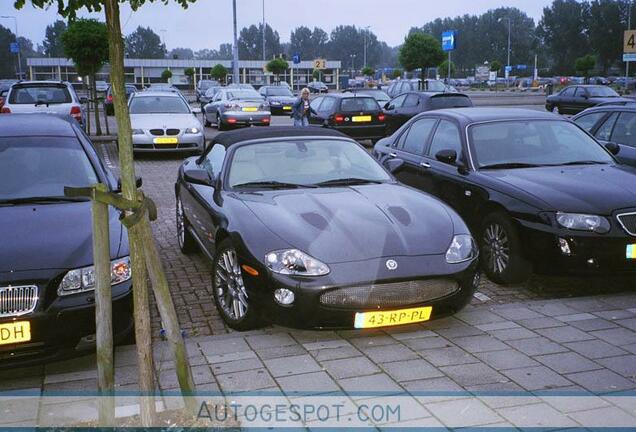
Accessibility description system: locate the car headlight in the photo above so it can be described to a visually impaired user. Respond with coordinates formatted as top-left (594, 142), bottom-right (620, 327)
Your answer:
top-left (270, 101), bottom-right (281, 105)
top-left (132, 129), bottom-right (144, 135)
top-left (265, 249), bottom-right (330, 276)
top-left (58, 257), bottom-right (132, 296)
top-left (556, 212), bottom-right (610, 233)
top-left (446, 235), bottom-right (478, 264)
top-left (185, 127), bottom-right (200, 134)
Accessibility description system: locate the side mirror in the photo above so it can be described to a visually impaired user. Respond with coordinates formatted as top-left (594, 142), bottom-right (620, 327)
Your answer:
top-left (184, 168), bottom-right (213, 186)
top-left (80, 96), bottom-right (88, 104)
top-left (385, 158), bottom-right (405, 174)
top-left (435, 149), bottom-right (458, 165)
top-left (191, 107), bottom-right (202, 114)
top-left (117, 176), bottom-right (143, 191)
top-left (605, 142), bottom-right (620, 155)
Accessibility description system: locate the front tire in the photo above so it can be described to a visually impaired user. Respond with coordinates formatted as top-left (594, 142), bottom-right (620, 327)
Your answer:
top-left (217, 114), bottom-right (227, 131)
top-left (212, 239), bottom-right (261, 330)
top-left (480, 212), bottom-right (532, 285)
top-left (176, 196), bottom-right (197, 254)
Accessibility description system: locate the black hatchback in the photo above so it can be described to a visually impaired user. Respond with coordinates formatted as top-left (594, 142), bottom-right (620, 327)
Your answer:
top-left (308, 94), bottom-right (386, 142)
top-left (0, 114), bottom-right (133, 366)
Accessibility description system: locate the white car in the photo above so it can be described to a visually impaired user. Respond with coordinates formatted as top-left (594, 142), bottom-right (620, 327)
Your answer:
top-left (129, 92), bottom-right (204, 153)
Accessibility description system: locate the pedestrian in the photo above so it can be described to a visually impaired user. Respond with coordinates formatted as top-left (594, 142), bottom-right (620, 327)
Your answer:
top-left (292, 87), bottom-right (313, 127)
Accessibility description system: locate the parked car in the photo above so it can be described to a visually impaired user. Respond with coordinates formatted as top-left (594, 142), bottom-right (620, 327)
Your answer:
top-left (199, 86), bottom-right (223, 113)
top-left (307, 81), bottom-right (328, 93)
top-left (0, 114), bottom-right (133, 366)
top-left (129, 91), bottom-right (204, 153)
top-left (145, 83), bottom-right (180, 93)
top-left (203, 88), bottom-right (270, 130)
top-left (588, 76), bottom-right (610, 85)
top-left (258, 85), bottom-right (296, 115)
top-left (308, 93), bottom-right (385, 142)
top-left (227, 83), bottom-right (256, 91)
top-left (344, 88), bottom-right (391, 106)
top-left (374, 108), bottom-right (636, 284)
top-left (546, 85), bottom-right (630, 115)
top-left (0, 80), bottom-right (87, 129)
top-left (0, 86), bottom-right (9, 111)
top-left (104, 84), bottom-right (137, 115)
top-left (383, 91), bottom-right (473, 135)
top-left (196, 79), bottom-right (220, 102)
top-left (386, 79), bottom-right (448, 98)
top-left (175, 127), bottom-right (479, 330)
top-left (95, 80), bottom-right (109, 93)
top-left (573, 103), bottom-right (636, 167)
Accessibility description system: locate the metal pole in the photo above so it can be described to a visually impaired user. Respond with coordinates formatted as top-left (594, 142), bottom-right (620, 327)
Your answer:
top-left (448, 51), bottom-right (451, 81)
top-left (262, 0), bottom-right (266, 62)
top-left (507, 19), bottom-right (511, 68)
top-left (627, 2), bottom-right (632, 94)
top-left (232, 0), bottom-right (239, 84)
top-left (1, 16), bottom-right (22, 79)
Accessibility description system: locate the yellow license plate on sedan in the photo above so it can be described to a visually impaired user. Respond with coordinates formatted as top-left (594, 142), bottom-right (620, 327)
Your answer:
top-left (354, 306), bottom-right (432, 329)
top-left (352, 115), bottom-right (372, 122)
top-left (153, 137), bottom-right (178, 145)
top-left (627, 244), bottom-right (636, 259)
top-left (283, 106), bottom-right (292, 110)
top-left (0, 321), bottom-right (31, 346)
top-left (242, 107), bottom-right (258, 112)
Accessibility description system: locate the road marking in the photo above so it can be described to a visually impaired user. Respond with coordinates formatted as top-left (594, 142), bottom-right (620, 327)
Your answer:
top-left (473, 292), bottom-right (491, 302)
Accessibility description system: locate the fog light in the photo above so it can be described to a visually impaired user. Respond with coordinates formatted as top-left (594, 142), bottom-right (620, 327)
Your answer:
top-left (558, 238), bottom-right (572, 255)
top-left (274, 288), bottom-right (295, 305)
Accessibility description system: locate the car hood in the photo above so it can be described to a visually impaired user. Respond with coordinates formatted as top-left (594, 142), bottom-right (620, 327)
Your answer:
top-left (130, 113), bottom-right (200, 130)
top-left (266, 96), bottom-right (296, 104)
top-left (482, 164), bottom-right (636, 214)
top-left (0, 202), bottom-right (124, 272)
top-left (239, 184), bottom-right (457, 263)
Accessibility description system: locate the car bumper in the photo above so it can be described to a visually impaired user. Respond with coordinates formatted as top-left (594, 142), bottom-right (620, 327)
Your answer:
top-left (269, 105), bottom-right (293, 115)
top-left (0, 280), bottom-right (133, 367)
top-left (221, 112), bottom-right (271, 126)
top-left (132, 134), bottom-right (204, 152)
top-left (329, 124), bottom-right (386, 141)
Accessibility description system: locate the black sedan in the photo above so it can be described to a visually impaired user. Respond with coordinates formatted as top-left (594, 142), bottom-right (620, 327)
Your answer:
top-left (104, 84), bottom-right (137, 115)
top-left (258, 85), bottom-right (296, 115)
top-left (545, 85), bottom-right (630, 115)
top-left (175, 127), bottom-right (479, 330)
top-left (0, 114), bottom-right (133, 365)
top-left (374, 108), bottom-right (636, 284)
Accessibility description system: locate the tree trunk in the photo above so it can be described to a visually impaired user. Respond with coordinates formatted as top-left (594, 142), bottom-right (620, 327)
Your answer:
top-left (92, 74), bottom-right (102, 136)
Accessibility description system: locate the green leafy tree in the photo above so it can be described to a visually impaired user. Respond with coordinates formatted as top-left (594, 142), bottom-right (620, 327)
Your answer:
top-left (0, 25), bottom-right (17, 78)
top-left (184, 67), bottom-right (195, 89)
top-left (391, 68), bottom-right (403, 79)
top-left (290, 26), bottom-right (329, 59)
top-left (169, 47), bottom-right (194, 59)
top-left (490, 60), bottom-right (503, 72)
top-left (312, 69), bottom-right (321, 80)
top-left (43, 20), bottom-right (67, 57)
top-left (398, 32), bottom-right (445, 82)
top-left (361, 66), bottom-right (375, 76)
top-left (210, 63), bottom-right (228, 82)
top-left (61, 18), bottom-right (109, 136)
top-left (125, 26), bottom-right (166, 59)
top-left (575, 54), bottom-right (596, 80)
top-left (327, 25), bottom-right (384, 68)
top-left (439, 59), bottom-right (455, 78)
top-left (266, 57), bottom-right (289, 81)
top-left (238, 23), bottom-right (280, 59)
top-left (588, 0), bottom-right (624, 74)
top-left (161, 69), bottom-right (173, 82)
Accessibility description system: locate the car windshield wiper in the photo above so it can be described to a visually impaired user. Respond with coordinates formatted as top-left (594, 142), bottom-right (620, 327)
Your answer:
top-left (0, 196), bottom-right (89, 206)
top-left (34, 100), bottom-right (50, 107)
top-left (314, 178), bottom-right (384, 186)
top-left (233, 181), bottom-right (318, 190)
top-left (479, 162), bottom-right (544, 170)
top-left (557, 160), bottom-right (608, 166)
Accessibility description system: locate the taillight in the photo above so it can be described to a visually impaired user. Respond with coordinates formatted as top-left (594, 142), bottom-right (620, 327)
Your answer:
top-left (262, 117), bottom-right (270, 123)
top-left (1, 107), bottom-right (10, 114)
top-left (334, 114), bottom-right (345, 123)
top-left (107, 95), bottom-right (113, 102)
top-left (227, 118), bottom-right (237, 124)
top-left (378, 113), bottom-right (386, 122)
top-left (70, 106), bottom-right (82, 119)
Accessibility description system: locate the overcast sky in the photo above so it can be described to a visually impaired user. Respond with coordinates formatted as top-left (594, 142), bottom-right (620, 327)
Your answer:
top-left (2, 0), bottom-right (552, 51)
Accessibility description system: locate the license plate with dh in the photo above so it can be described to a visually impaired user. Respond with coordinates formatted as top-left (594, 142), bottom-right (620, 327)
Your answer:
top-left (628, 244), bottom-right (636, 259)
top-left (0, 321), bottom-right (31, 346)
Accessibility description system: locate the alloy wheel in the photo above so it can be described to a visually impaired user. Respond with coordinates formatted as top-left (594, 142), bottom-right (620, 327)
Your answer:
top-left (553, 105), bottom-right (560, 114)
top-left (215, 248), bottom-right (249, 320)
top-left (483, 223), bottom-right (510, 275)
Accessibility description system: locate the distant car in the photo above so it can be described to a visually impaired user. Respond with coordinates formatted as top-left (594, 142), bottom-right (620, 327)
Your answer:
top-left (196, 79), bottom-right (220, 102)
top-left (129, 91), bottom-right (204, 153)
top-left (308, 93), bottom-right (385, 142)
top-left (589, 76), bottom-right (610, 85)
top-left (307, 81), bottom-right (328, 93)
top-left (175, 126), bottom-right (478, 330)
top-left (573, 103), bottom-right (636, 168)
top-left (386, 79), bottom-right (448, 98)
top-left (104, 84), bottom-right (137, 116)
top-left (227, 83), bottom-right (256, 91)
top-left (199, 86), bottom-right (223, 113)
top-left (546, 85), bottom-right (630, 115)
top-left (258, 86), bottom-right (296, 115)
top-left (344, 88), bottom-right (391, 106)
top-left (145, 83), bottom-right (180, 93)
top-left (203, 88), bottom-right (270, 130)
top-left (1, 80), bottom-right (87, 129)
top-left (0, 85), bottom-right (9, 111)
top-left (383, 91), bottom-right (473, 135)
top-left (0, 114), bottom-right (133, 366)
top-left (95, 80), bottom-right (109, 93)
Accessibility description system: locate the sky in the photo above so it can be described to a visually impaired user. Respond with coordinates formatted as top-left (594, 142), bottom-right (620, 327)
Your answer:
top-left (1, 0), bottom-right (553, 51)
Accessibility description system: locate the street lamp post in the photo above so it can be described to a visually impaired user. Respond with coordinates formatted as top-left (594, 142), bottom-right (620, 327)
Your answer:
top-left (350, 54), bottom-right (356, 77)
top-left (626, 2), bottom-right (632, 94)
top-left (262, 0), bottom-right (266, 62)
top-left (1, 16), bottom-right (22, 79)
top-left (363, 26), bottom-right (370, 68)
top-left (498, 16), bottom-right (511, 85)
top-left (232, 0), bottom-right (240, 84)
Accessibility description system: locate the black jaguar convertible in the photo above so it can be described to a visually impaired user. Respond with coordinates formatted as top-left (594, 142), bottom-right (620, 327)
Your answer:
top-left (175, 127), bottom-right (479, 330)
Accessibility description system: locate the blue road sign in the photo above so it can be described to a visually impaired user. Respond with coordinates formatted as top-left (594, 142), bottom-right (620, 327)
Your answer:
top-left (516, 64), bottom-right (527, 70)
top-left (292, 53), bottom-right (301, 64)
top-left (504, 65), bottom-right (513, 73)
top-left (9, 42), bottom-right (19, 54)
top-left (441, 31), bottom-right (456, 52)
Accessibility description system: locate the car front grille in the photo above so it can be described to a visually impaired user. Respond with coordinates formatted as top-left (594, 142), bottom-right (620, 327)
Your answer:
top-left (0, 285), bottom-right (38, 318)
top-left (149, 129), bottom-right (164, 136)
top-left (166, 128), bottom-right (180, 136)
top-left (319, 279), bottom-right (459, 309)
top-left (617, 212), bottom-right (636, 236)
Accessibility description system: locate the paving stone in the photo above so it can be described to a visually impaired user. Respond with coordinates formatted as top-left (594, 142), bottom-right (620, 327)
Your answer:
top-left (263, 354), bottom-right (321, 378)
top-left (569, 318), bottom-right (618, 332)
top-left (534, 352), bottom-right (602, 374)
top-left (536, 326), bottom-right (595, 343)
top-left (381, 359), bottom-right (443, 382)
top-left (245, 333), bottom-right (297, 350)
top-left (358, 343), bottom-right (418, 363)
top-left (492, 307), bottom-right (545, 321)
top-left (562, 298), bottom-right (615, 312)
top-left (435, 325), bottom-right (485, 339)
top-left (475, 321), bottom-right (520, 332)
top-left (591, 327), bottom-right (636, 346)
top-left (465, 380), bottom-right (525, 393)
top-left (424, 398), bottom-right (503, 427)
top-left (384, 327), bottom-right (436, 341)
top-left (38, 399), bottom-right (98, 426)
top-left (473, 349), bottom-right (539, 371)
top-left (191, 364), bottom-right (215, 385)
top-left (567, 406), bottom-right (636, 427)
top-left (321, 356), bottom-right (380, 379)
top-left (540, 391), bottom-right (611, 413)
top-left (0, 397), bottom-right (39, 423)
top-left (254, 344), bottom-right (307, 360)
top-left (555, 312), bottom-right (598, 322)
top-left (338, 373), bottom-right (403, 396)
top-left (402, 335), bottom-right (452, 351)
top-left (615, 317), bottom-right (636, 331)
top-left (45, 354), bottom-right (96, 375)
top-left (594, 310), bottom-right (636, 320)
top-left (211, 358), bottom-right (264, 375)
top-left (276, 371), bottom-right (339, 394)
top-left (506, 337), bottom-right (568, 356)
top-left (216, 369), bottom-right (276, 392)
top-left (501, 366), bottom-right (573, 391)
top-left (488, 327), bottom-right (537, 341)
top-left (418, 346), bottom-right (477, 367)
top-left (348, 335), bottom-right (397, 349)
top-left (563, 339), bottom-right (629, 359)
top-left (450, 335), bottom-right (510, 353)
top-left (455, 310), bottom-right (507, 325)
top-left (199, 337), bottom-right (250, 356)
top-left (309, 346), bottom-right (362, 362)
top-left (566, 369), bottom-right (636, 393)
top-left (497, 402), bottom-right (579, 428)
top-left (527, 302), bottom-right (581, 317)
top-left (595, 355), bottom-right (636, 378)
top-left (43, 377), bottom-right (97, 393)
top-left (302, 339), bottom-right (352, 351)
top-left (624, 343), bottom-right (636, 354)
top-left (114, 365), bottom-right (139, 386)
top-left (516, 317), bottom-right (567, 330)
top-left (0, 376), bottom-right (42, 392)
top-left (440, 363), bottom-right (507, 387)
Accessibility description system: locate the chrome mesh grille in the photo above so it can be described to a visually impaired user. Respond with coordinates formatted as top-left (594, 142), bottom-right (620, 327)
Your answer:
top-left (617, 213), bottom-right (636, 236)
top-left (320, 279), bottom-right (459, 309)
top-left (0, 286), bottom-right (38, 318)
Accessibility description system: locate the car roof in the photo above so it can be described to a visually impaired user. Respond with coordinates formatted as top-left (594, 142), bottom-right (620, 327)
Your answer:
top-left (0, 114), bottom-right (77, 137)
top-left (324, 93), bottom-right (377, 99)
top-left (11, 80), bottom-right (69, 86)
top-left (210, 126), bottom-right (349, 148)
top-left (575, 103), bottom-right (636, 114)
top-left (133, 91), bottom-right (181, 98)
top-left (423, 107), bottom-right (560, 123)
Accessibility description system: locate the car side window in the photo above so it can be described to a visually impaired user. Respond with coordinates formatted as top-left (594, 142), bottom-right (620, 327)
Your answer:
top-left (320, 97), bottom-right (336, 113)
top-left (403, 94), bottom-right (420, 108)
top-left (574, 112), bottom-right (607, 132)
top-left (573, 87), bottom-right (585, 98)
top-left (610, 112), bottom-right (636, 148)
top-left (595, 112), bottom-right (619, 141)
top-left (428, 120), bottom-right (462, 158)
top-left (310, 96), bottom-right (324, 111)
top-left (561, 87), bottom-right (576, 97)
top-left (201, 144), bottom-right (226, 178)
top-left (399, 118), bottom-right (438, 155)
top-left (389, 94), bottom-right (407, 109)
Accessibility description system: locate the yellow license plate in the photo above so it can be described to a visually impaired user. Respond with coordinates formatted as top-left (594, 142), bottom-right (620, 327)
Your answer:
top-left (0, 321), bottom-right (31, 346)
top-left (153, 137), bottom-right (178, 145)
top-left (283, 106), bottom-right (292, 110)
top-left (627, 244), bottom-right (636, 259)
top-left (352, 115), bottom-right (372, 122)
top-left (354, 306), bottom-right (432, 329)
top-left (242, 107), bottom-right (258, 112)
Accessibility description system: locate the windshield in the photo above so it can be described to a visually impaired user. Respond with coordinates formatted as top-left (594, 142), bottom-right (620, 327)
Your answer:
top-left (129, 96), bottom-right (190, 114)
top-left (469, 120), bottom-right (614, 168)
top-left (340, 97), bottom-right (379, 112)
top-left (227, 90), bottom-right (263, 100)
top-left (587, 86), bottom-right (619, 98)
top-left (9, 86), bottom-right (72, 105)
top-left (199, 81), bottom-right (218, 90)
top-left (228, 139), bottom-right (391, 188)
top-left (356, 90), bottom-right (390, 102)
top-left (430, 95), bottom-right (472, 109)
top-left (0, 137), bottom-right (98, 201)
top-left (426, 81), bottom-right (446, 92)
top-left (266, 88), bottom-right (293, 97)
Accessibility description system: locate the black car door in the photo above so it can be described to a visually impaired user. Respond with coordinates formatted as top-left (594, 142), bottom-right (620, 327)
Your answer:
top-left (308, 96), bottom-right (328, 124)
top-left (383, 94), bottom-right (407, 135)
top-left (394, 93), bottom-right (422, 129)
top-left (558, 87), bottom-right (576, 113)
top-left (572, 87), bottom-right (591, 113)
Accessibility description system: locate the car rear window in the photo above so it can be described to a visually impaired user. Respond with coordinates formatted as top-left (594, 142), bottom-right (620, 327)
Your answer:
top-left (430, 95), bottom-right (473, 110)
top-left (9, 86), bottom-right (72, 105)
top-left (340, 97), bottom-right (379, 112)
